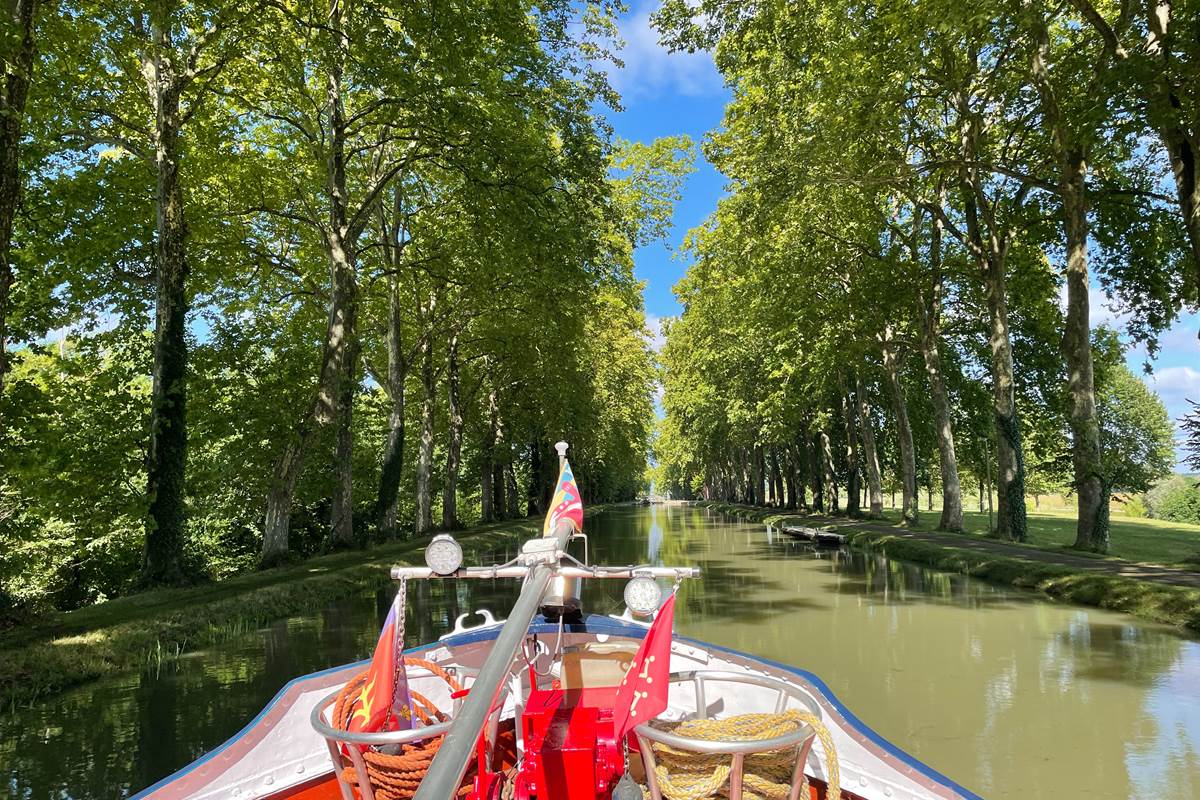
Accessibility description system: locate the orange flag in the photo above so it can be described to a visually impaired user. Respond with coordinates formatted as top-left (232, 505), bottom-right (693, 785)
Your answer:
top-left (348, 592), bottom-right (412, 733)
top-left (612, 593), bottom-right (676, 739)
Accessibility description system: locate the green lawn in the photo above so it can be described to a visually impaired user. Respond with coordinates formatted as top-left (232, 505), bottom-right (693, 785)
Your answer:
top-left (875, 507), bottom-right (1200, 566)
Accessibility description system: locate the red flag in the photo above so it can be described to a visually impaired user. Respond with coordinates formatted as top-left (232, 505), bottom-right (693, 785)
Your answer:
top-left (347, 593), bottom-right (412, 733)
top-left (613, 593), bottom-right (676, 739)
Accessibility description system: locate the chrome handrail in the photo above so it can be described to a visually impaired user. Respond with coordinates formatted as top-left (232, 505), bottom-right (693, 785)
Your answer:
top-left (411, 518), bottom-right (577, 800)
top-left (310, 688), bottom-right (456, 747)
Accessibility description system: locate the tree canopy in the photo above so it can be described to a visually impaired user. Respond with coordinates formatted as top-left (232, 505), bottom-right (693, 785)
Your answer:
top-left (653, 0), bottom-right (1191, 553)
top-left (0, 3), bottom-right (692, 616)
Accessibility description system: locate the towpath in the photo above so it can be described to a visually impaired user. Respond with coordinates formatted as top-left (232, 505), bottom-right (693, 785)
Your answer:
top-left (786, 513), bottom-right (1200, 589)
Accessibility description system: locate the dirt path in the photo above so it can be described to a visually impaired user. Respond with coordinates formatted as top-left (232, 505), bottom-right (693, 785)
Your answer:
top-left (792, 513), bottom-right (1200, 589)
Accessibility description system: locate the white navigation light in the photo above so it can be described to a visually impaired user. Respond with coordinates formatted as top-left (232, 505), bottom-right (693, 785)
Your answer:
top-left (624, 575), bottom-right (662, 617)
top-left (425, 534), bottom-right (463, 576)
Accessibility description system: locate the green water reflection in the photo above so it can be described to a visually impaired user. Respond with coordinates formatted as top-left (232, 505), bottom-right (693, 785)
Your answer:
top-left (3, 506), bottom-right (1198, 799)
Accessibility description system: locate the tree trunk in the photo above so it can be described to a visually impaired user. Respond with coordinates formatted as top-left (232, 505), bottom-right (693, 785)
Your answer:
top-left (766, 448), bottom-right (776, 505)
top-left (770, 447), bottom-right (784, 507)
top-left (1061, 150), bottom-right (1107, 552)
top-left (1028, 7), bottom-right (1105, 550)
top-left (414, 333), bottom-right (436, 536)
top-left (820, 431), bottom-right (838, 513)
top-left (442, 331), bottom-right (462, 530)
top-left (809, 432), bottom-right (824, 513)
top-left (0, 0), bottom-right (37, 430)
top-left (784, 447), bottom-right (798, 511)
top-left (916, 304), bottom-right (963, 531)
top-left (527, 442), bottom-right (542, 516)
top-left (881, 332), bottom-right (919, 526)
top-left (331, 338), bottom-right (357, 547)
top-left (1138, 2), bottom-right (1200, 286)
top-left (504, 456), bottom-right (519, 519)
top-left (141, 36), bottom-right (189, 587)
top-left (480, 390), bottom-right (497, 523)
top-left (855, 375), bottom-right (884, 517)
top-left (915, 210), bottom-right (963, 531)
top-left (748, 443), bottom-right (758, 506)
top-left (962, 180), bottom-right (1028, 542)
top-left (262, 426), bottom-right (308, 564)
top-left (374, 276), bottom-right (406, 537)
top-left (842, 385), bottom-right (861, 517)
top-left (261, 4), bottom-right (357, 562)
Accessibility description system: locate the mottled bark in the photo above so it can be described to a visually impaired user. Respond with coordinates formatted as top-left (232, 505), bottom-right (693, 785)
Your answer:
top-left (141, 27), bottom-right (190, 586)
top-left (784, 447), bottom-right (798, 511)
top-left (750, 445), bottom-right (762, 506)
top-left (1137, 0), bottom-right (1200, 285)
top-left (1061, 151), bottom-right (1107, 551)
top-left (1027, 12), bottom-right (1107, 551)
top-left (808, 432), bottom-right (824, 513)
top-left (414, 334), bottom-right (435, 535)
top-left (820, 431), bottom-right (837, 513)
top-left (331, 338), bottom-right (357, 547)
top-left (526, 442), bottom-right (541, 516)
top-left (373, 276), bottom-right (406, 537)
top-left (262, 427), bottom-right (308, 563)
top-left (915, 213), bottom-right (963, 532)
top-left (966, 194), bottom-right (1028, 542)
top-left (262, 3), bottom-right (358, 561)
top-left (770, 447), bottom-right (784, 507)
top-left (855, 375), bottom-right (884, 517)
top-left (441, 331), bottom-right (462, 530)
top-left (480, 391), bottom-right (498, 523)
top-left (881, 332), bottom-right (919, 526)
top-left (0, 0), bottom-right (37, 428)
top-left (504, 457), bottom-right (519, 519)
top-left (841, 385), bottom-right (861, 517)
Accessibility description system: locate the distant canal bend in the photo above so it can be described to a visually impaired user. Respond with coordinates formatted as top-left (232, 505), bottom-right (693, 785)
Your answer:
top-left (4, 505), bottom-right (1199, 799)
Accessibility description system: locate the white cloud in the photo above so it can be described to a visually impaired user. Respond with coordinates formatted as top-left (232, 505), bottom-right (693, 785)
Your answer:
top-left (1147, 366), bottom-right (1200, 400)
top-left (1057, 284), bottom-right (1130, 329)
top-left (606, 3), bottom-right (724, 103)
top-left (644, 312), bottom-right (668, 352)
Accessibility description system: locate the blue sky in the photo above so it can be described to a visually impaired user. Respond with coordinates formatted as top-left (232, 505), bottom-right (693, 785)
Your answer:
top-left (603, 2), bottom-right (1199, 461)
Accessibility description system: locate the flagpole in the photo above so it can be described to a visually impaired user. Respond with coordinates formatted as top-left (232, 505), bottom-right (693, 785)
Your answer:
top-left (412, 517), bottom-right (576, 800)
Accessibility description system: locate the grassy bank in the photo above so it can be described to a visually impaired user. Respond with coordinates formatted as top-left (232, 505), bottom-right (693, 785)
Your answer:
top-left (701, 502), bottom-right (1200, 634)
top-left (0, 513), bottom-right (558, 709)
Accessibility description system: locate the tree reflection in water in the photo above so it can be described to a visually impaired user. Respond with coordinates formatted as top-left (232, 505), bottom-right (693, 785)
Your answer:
top-left (2, 506), bottom-right (1196, 799)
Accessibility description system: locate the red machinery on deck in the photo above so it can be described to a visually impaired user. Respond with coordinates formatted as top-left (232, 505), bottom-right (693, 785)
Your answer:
top-left (514, 685), bottom-right (624, 799)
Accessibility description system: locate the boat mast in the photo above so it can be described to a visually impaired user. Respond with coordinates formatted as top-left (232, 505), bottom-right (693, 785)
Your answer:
top-left (412, 443), bottom-right (575, 799)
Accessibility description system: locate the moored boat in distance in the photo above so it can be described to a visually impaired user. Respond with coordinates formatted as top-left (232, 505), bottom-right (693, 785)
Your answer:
top-left (134, 448), bottom-right (978, 800)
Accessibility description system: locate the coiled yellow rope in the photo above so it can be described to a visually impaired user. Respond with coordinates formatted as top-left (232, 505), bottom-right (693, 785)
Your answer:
top-left (646, 710), bottom-right (840, 800)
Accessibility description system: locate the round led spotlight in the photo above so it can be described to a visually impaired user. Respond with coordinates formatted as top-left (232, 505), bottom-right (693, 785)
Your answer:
top-left (425, 534), bottom-right (463, 576)
top-left (623, 575), bottom-right (662, 618)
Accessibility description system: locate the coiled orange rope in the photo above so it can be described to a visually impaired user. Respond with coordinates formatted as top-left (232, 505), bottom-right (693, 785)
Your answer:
top-left (333, 657), bottom-right (460, 800)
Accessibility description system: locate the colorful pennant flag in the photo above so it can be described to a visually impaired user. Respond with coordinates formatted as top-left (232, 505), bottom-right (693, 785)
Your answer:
top-left (347, 589), bottom-right (413, 733)
top-left (612, 592), bottom-right (676, 740)
top-left (543, 459), bottom-right (584, 537)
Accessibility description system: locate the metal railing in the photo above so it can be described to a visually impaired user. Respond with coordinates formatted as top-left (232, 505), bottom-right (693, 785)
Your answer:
top-left (410, 518), bottom-right (577, 799)
top-left (633, 671), bottom-right (824, 800)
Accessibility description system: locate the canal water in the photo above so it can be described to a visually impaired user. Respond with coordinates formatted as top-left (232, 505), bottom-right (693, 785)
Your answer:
top-left (4, 505), bottom-right (1199, 799)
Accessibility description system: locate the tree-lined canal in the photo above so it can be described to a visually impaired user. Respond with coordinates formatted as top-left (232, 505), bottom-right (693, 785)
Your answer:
top-left (5, 505), bottom-right (1199, 799)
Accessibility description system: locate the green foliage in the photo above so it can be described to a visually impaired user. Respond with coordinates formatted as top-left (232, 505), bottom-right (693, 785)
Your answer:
top-left (1147, 476), bottom-right (1200, 525)
top-left (1092, 328), bottom-right (1176, 493)
top-left (1183, 401), bottom-right (1200, 473)
top-left (0, 2), bottom-right (678, 616)
top-left (1123, 495), bottom-right (1149, 518)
